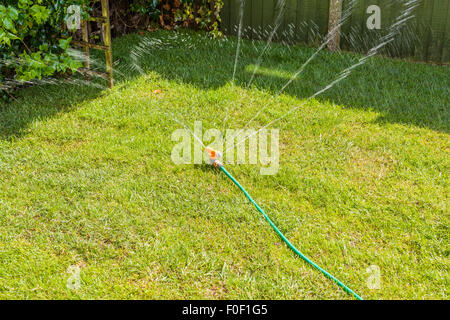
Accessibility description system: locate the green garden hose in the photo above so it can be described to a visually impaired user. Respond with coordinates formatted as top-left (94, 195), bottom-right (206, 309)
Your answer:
top-left (212, 157), bottom-right (363, 300)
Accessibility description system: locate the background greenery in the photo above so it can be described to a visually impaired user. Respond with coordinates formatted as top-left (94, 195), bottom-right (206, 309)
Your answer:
top-left (0, 0), bottom-right (90, 102)
top-left (0, 0), bottom-right (223, 99)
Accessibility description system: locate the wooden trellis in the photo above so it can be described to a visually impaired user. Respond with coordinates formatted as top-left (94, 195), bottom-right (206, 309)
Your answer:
top-left (71, 0), bottom-right (114, 87)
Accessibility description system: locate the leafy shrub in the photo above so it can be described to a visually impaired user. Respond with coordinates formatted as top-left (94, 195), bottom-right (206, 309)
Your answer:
top-left (160, 0), bottom-right (223, 36)
top-left (0, 0), bottom-right (225, 100)
top-left (127, 0), bottom-right (223, 36)
top-left (0, 0), bottom-right (88, 88)
top-left (130, 0), bottom-right (160, 18)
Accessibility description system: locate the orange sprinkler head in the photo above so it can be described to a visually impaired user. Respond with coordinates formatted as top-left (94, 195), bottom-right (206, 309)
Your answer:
top-left (205, 147), bottom-right (223, 167)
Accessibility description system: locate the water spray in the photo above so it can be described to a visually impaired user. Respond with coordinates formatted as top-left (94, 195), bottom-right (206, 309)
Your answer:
top-left (204, 147), bottom-right (363, 300)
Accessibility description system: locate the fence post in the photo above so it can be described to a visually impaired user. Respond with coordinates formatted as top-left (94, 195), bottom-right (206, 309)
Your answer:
top-left (81, 19), bottom-right (90, 73)
top-left (327, 0), bottom-right (343, 51)
top-left (101, 0), bottom-right (113, 88)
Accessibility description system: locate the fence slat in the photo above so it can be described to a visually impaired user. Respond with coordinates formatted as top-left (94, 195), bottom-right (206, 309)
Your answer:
top-left (429, 0), bottom-right (449, 61)
top-left (283, 0), bottom-right (297, 41)
top-left (221, 0), bottom-right (231, 33)
top-left (262, 0), bottom-right (274, 33)
top-left (316, 0), bottom-right (330, 36)
top-left (441, 1), bottom-right (450, 62)
top-left (296, 0), bottom-right (308, 43)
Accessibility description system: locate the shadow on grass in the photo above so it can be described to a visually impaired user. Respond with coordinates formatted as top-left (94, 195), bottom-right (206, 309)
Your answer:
top-left (1, 29), bottom-right (448, 141)
top-left (0, 77), bottom-right (105, 141)
top-left (113, 31), bottom-right (448, 133)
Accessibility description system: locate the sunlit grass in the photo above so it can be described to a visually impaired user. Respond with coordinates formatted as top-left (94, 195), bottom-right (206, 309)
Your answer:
top-left (0, 30), bottom-right (448, 299)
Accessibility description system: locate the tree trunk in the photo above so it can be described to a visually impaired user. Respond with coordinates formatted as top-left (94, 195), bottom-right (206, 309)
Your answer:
top-left (328, 0), bottom-right (343, 52)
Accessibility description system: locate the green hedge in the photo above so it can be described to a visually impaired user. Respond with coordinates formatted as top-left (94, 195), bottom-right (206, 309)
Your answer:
top-left (0, 0), bottom-right (224, 98)
top-left (0, 0), bottom-right (89, 87)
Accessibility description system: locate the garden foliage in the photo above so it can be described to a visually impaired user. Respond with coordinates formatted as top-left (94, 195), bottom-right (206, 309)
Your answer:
top-left (0, 0), bottom-right (223, 92)
top-left (0, 0), bottom-right (89, 84)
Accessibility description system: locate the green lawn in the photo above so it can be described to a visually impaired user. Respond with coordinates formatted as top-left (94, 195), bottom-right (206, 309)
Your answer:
top-left (0, 30), bottom-right (448, 299)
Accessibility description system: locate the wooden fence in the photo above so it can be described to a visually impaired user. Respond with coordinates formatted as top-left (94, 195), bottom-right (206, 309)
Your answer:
top-left (220, 0), bottom-right (450, 63)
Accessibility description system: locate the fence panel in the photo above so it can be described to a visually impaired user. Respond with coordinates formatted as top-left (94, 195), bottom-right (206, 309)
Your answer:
top-left (220, 0), bottom-right (450, 63)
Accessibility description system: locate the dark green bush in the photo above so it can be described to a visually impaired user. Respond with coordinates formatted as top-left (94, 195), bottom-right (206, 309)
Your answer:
top-left (0, 0), bottom-right (90, 87)
top-left (157, 0), bottom-right (223, 36)
top-left (0, 0), bottom-right (224, 98)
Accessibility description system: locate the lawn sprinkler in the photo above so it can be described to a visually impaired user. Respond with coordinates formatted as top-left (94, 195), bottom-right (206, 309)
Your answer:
top-left (204, 147), bottom-right (363, 300)
top-left (205, 147), bottom-right (222, 167)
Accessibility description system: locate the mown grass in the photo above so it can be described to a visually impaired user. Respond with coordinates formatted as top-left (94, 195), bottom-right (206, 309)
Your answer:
top-left (0, 29), bottom-right (448, 299)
